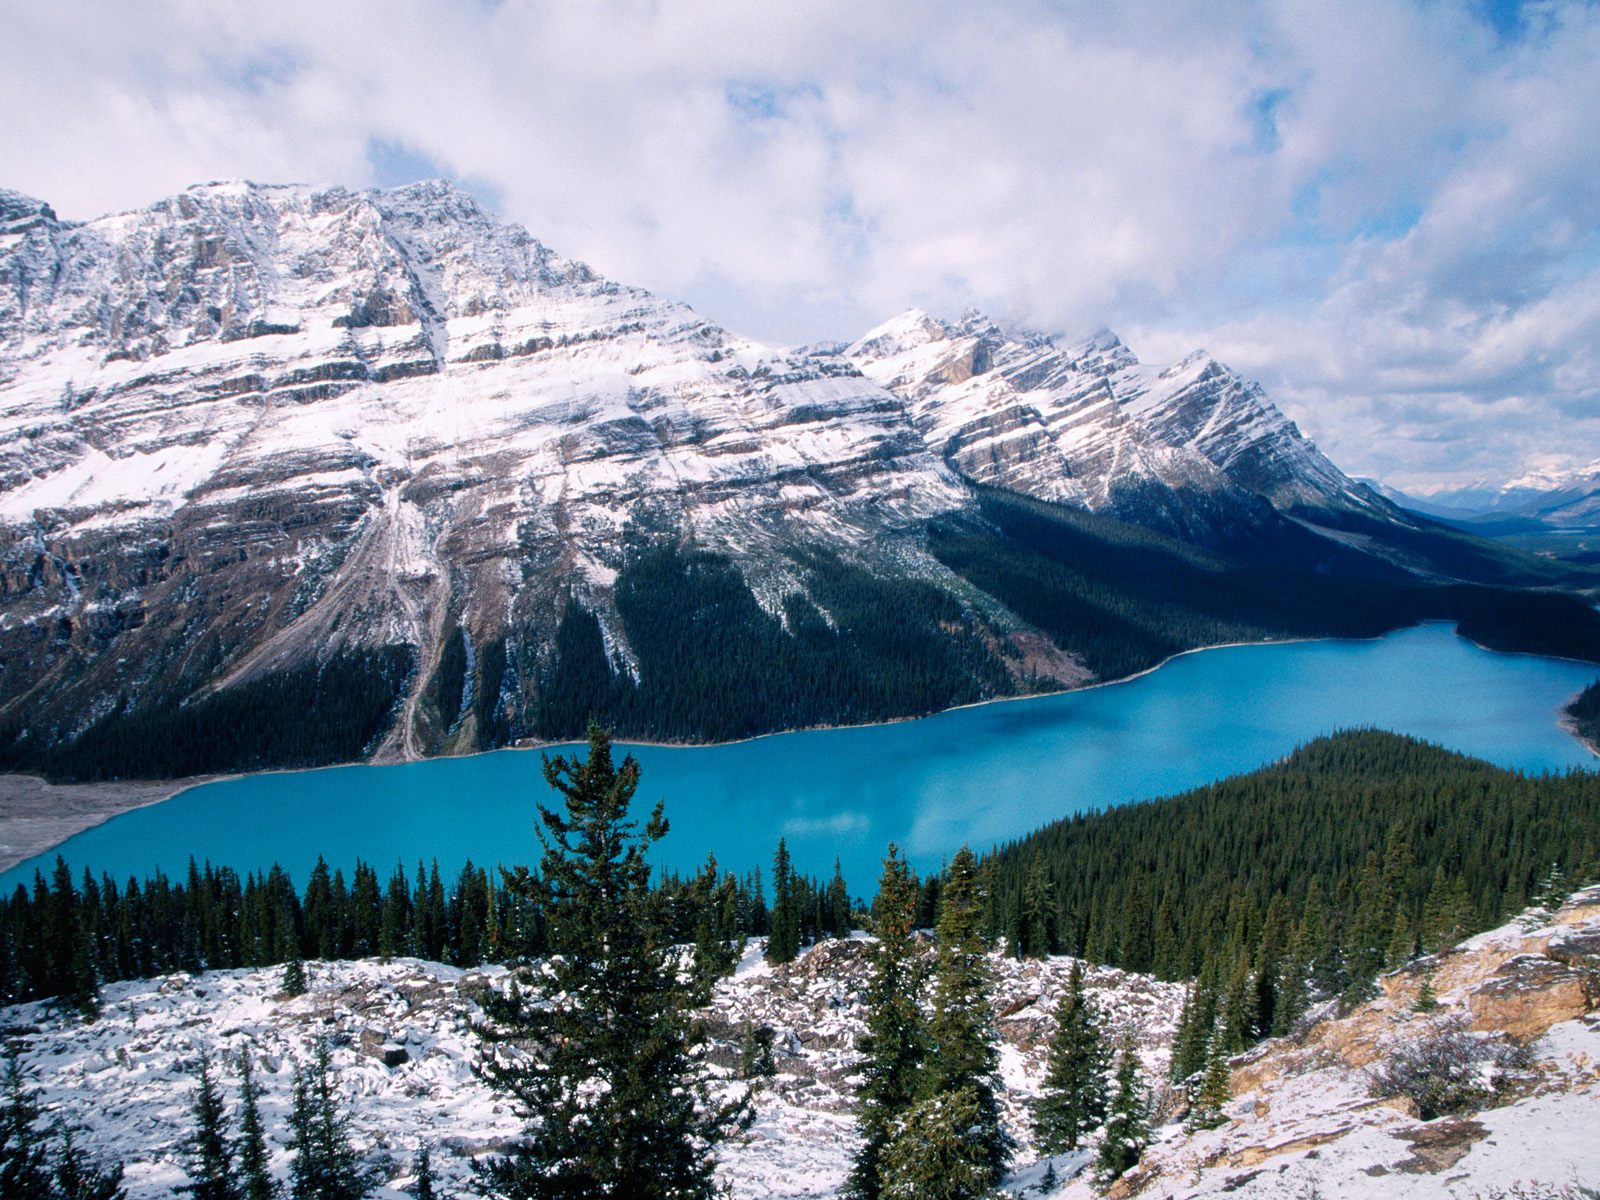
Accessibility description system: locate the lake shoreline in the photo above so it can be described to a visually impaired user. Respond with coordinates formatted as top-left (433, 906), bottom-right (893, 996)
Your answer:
top-left (7, 620), bottom-right (1598, 893)
top-left (0, 774), bottom-right (222, 877)
top-left (4, 620), bottom-right (1593, 874)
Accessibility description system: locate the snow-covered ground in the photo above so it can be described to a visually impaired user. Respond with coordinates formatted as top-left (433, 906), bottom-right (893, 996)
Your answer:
top-left (4, 892), bottom-right (1594, 1199)
top-left (0, 938), bottom-right (1181, 1198)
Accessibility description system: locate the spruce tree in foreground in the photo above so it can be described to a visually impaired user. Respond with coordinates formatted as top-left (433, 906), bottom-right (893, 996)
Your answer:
top-left (922, 846), bottom-right (1010, 1184)
top-left (1033, 960), bottom-right (1110, 1153)
top-left (473, 724), bottom-right (750, 1200)
top-left (1, 1052), bottom-right (53, 1197)
top-left (879, 1088), bottom-right (997, 1200)
top-left (52, 1126), bottom-right (126, 1200)
top-left (1093, 1040), bottom-right (1150, 1191)
top-left (286, 1040), bottom-right (374, 1200)
top-left (1184, 1030), bottom-right (1232, 1133)
top-left (178, 1051), bottom-right (239, 1200)
top-left (846, 845), bottom-right (928, 1200)
top-left (237, 1055), bottom-right (280, 1200)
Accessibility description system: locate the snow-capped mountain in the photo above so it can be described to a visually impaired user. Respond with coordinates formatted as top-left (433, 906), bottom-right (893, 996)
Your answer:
top-left (1496, 460), bottom-right (1600, 526)
top-left (844, 309), bottom-right (1381, 541)
top-left (1376, 461), bottom-right (1600, 527)
top-left (0, 180), bottom-right (1521, 777)
top-left (0, 180), bottom-right (974, 766)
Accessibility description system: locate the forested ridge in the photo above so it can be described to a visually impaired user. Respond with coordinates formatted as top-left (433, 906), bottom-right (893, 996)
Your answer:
top-left (979, 728), bottom-right (1599, 1070)
top-left (1566, 678), bottom-right (1600, 748)
top-left (5, 489), bottom-right (1600, 782)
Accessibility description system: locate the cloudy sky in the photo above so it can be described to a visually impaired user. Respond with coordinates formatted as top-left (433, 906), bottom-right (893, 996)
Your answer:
top-left (6, 0), bottom-right (1599, 490)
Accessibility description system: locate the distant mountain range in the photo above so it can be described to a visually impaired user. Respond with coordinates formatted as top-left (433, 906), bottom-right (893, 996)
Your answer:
top-left (2, 180), bottom-right (1596, 780)
top-left (1374, 462), bottom-right (1600, 529)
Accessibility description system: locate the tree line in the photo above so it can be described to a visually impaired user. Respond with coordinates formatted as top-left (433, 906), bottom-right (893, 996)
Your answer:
top-left (0, 839), bottom-right (864, 1013)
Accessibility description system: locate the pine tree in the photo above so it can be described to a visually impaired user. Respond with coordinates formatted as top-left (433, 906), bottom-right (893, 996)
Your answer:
top-left (1184, 1028), bottom-right (1232, 1132)
top-left (286, 1040), bottom-right (374, 1200)
top-left (411, 1146), bottom-right (435, 1200)
top-left (237, 1055), bottom-right (280, 1200)
top-left (1169, 967), bottom-right (1218, 1084)
top-left (1016, 861), bottom-right (1058, 959)
top-left (767, 839), bottom-right (801, 965)
top-left (879, 1088), bottom-right (997, 1200)
top-left (846, 845), bottom-right (929, 1200)
top-left (922, 846), bottom-right (1010, 1184)
top-left (738, 1024), bottom-right (777, 1080)
top-left (1032, 960), bottom-right (1110, 1153)
top-left (1412, 969), bottom-right (1440, 1013)
top-left (282, 957), bottom-right (307, 998)
top-left (473, 725), bottom-right (749, 1200)
top-left (1092, 1040), bottom-right (1150, 1191)
top-left (1534, 861), bottom-right (1569, 912)
top-left (0, 1052), bottom-right (53, 1198)
top-left (827, 859), bottom-right (852, 940)
top-left (52, 1126), bottom-right (126, 1200)
top-left (178, 1051), bottom-right (239, 1200)
top-left (1386, 908), bottom-right (1417, 969)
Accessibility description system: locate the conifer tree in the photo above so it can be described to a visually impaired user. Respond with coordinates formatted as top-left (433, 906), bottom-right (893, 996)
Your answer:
top-left (52, 1126), bottom-right (126, 1200)
top-left (922, 846), bottom-right (1010, 1183)
top-left (1033, 960), bottom-right (1110, 1153)
top-left (1412, 969), bottom-right (1440, 1013)
top-left (281, 957), bottom-right (307, 998)
top-left (1184, 1029), bottom-right (1232, 1133)
top-left (846, 845), bottom-right (928, 1200)
top-left (1169, 968), bottom-right (1218, 1084)
top-left (410, 1146), bottom-right (435, 1200)
top-left (1092, 1040), bottom-right (1150, 1191)
top-left (1386, 908), bottom-right (1416, 969)
top-left (738, 1024), bottom-right (777, 1080)
top-left (1015, 861), bottom-right (1058, 959)
top-left (767, 839), bottom-right (801, 965)
top-left (879, 1088), bottom-right (996, 1200)
top-left (0, 1052), bottom-right (53, 1198)
top-left (826, 859), bottom-right (852, 940)
top-left (236, 1055), bottom-right (279, 1200)
top-left (286, 1040), bottom-right (374, 1200)
top-left (178, 1051), bottom-right (238, 1200)
top-left (473, 724), bottom-right (749, 1200)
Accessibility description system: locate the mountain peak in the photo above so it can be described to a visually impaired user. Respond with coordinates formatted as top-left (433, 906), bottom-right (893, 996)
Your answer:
top-left (0, 188), bottom-right (58, 230)
top-left (845, 307), bottom-right (948, 359)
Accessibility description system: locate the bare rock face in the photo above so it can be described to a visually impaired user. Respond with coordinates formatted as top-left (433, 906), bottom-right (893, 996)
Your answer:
top-left (0, 181), bottom-right (973, 771)
top-left (845, 309), bottom-right (1387, 545)
top-left (1081, 889), bottom-right (1600, 1200)
top-left (0, 181), bottom-right (1435, 779)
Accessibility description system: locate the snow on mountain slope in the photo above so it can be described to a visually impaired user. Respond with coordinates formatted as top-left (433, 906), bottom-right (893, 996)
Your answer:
top-left (847, 310), bottom-right (1382, 535)
top-left (0, 181), bottom-right (971, 764)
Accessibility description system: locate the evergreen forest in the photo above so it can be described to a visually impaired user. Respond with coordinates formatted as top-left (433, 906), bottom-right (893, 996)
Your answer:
top-left (7, 488), bottom-right (1600, 781)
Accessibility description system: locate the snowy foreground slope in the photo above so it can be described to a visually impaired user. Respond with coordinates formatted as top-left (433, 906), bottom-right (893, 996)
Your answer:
top-left (0, 937), bottom-right (1182, 1199)
top-left (5, 891), bottom-right (1598, 1198)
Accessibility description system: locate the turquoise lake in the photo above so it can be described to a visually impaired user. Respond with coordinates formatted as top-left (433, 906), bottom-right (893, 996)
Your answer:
top-left (5, 622), bottom-right (1597, 896)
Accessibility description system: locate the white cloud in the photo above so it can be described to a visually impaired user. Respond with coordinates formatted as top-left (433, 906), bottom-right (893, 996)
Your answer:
top-left (3, 0), bottom-right (1598, 486)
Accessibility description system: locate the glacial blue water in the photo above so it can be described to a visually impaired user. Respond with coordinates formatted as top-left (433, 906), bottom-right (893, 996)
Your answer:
top-left (4, 623), bottom-right (1596, 897)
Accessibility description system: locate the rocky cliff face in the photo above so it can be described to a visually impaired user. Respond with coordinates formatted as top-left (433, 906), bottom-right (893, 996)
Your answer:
top-left (1065, 887), bottom-right (1600, 1200)
top-left (845, 309), bottom-right (1384, 543)
top-left (0, 181), bottom-right (978, 768)
top-left (0, 181), bottom-right (1491, 777)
